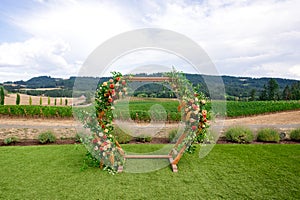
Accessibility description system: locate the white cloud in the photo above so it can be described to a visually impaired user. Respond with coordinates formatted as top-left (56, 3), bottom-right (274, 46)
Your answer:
top-left (0, 38), bottom-right (77, 81)
top-left (0, 0), bottom-right (299, 82)
top-left (289, 65), bottom-right (300, 77)
top-left (143, 0), bottom-right (300, 79)
top-left (12, 0), bottom-right (134, 61)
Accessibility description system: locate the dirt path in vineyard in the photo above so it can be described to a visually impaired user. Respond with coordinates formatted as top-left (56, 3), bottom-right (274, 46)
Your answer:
top-left (0, 110), bottom-right (300, 140)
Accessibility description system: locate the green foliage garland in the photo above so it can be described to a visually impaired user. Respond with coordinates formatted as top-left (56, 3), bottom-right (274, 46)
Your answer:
top-left (78, 70), bottom-right (210, 172)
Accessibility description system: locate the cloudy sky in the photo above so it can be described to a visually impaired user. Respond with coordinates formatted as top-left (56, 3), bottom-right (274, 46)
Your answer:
top-left (0, 0), bottom-right (299, 82)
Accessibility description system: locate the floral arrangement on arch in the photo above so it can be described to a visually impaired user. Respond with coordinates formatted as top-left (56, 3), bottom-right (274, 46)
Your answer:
top-left (78, 70), bottom-right (210, 172)
top-left (165, 70), bottom-right (209, 153)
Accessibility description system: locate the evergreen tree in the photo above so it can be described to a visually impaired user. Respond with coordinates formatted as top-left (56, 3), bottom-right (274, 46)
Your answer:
top-left (40, 96), bottom-right (43, 105)
top-left (291, 82), bottom-right (300, 100)
top-left (267, 78), bottom-right (280, 100)
top-left (48, 96), bottom-right (51, 105)
top-left (29, 96), bottom-right (32, 105)
top-left (249, 89), bottom-right (256, 101)
top-left (16, 93), bottom-right (20, 105)
top-left (259, 85), bottom-right (268, 100)
top-left (282, 85), bottom-right (291, 100)
top-left (0, 87), bottom-right (4, 105)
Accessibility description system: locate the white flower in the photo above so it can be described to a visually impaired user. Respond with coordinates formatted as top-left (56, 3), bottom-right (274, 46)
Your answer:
top-left (111, 106), bottom-right (115, 110)
top-left (94, 146), bottom-right (98, 151)
top-left (190, 118), bottom-right (196, 123)
top-left (102, 82), bottom-right (107, 86)
top-left (104, 129), bottom-right (109, 133)
top-left (195, 98), bottom-right (198, 102)
top-left (99, 132), bottom-right (103, 137)
top-left (115, 82), bottom-right (120, 87)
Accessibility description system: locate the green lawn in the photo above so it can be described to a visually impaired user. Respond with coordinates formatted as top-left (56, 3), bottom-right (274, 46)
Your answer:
top-left (0, 144), bottom-right (299, 199)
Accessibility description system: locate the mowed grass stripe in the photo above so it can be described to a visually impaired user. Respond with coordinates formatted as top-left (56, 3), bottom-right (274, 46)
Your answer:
top-left (0, 144), bottom-right (299, 199)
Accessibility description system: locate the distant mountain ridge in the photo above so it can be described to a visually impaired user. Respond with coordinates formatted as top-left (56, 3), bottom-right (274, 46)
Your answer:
top-left (2, 73), bottom-right (299, 100)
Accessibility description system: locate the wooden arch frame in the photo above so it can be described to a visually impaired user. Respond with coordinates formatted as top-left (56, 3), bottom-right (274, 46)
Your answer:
top-left (117, 76), bottom-right (191, 173)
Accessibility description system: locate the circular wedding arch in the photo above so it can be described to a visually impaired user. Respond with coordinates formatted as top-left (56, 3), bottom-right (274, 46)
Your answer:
top-left (77, 70), bottom-right (209, 173)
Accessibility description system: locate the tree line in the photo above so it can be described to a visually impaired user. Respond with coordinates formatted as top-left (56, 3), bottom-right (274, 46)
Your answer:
top-left (258, 79), bottom-right (300, 101)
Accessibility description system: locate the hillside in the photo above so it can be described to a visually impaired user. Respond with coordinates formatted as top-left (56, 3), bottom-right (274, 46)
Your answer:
top-left (1, 73), bottom-right (299, 100)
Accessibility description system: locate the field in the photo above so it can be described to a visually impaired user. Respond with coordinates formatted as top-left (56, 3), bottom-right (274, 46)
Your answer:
top-left (3, 93), bottom-right (87, 106)
top-left (0, 105), bottom-right (73, 118)
top-left (1, 95), bottom-right (300, 119)
top-left (223, 100), bottom-right (300, 117)
top-left (0, 144), bottom-right (299, 199)
top-left (115, 99), bottom-right (300, 120)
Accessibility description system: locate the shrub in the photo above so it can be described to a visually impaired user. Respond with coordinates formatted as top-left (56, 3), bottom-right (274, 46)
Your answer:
top-left (16, 93), bottom-right (20, 105)
top-left (75, 133), bottom-right (82, 143)
top-left (168, 129), bottom-right (179, 143)
top-left (257, 128), bottom-right (280, 143)
top-left (0, 87), bottom-right (5, 105)
top-left (290, 128), bottom-right (300, 141)
top-left (4, 136), bottom-right (19, 145)
top-left (135, 135), bottom-right (152, 143)
top-left (113, 126), bottom-right (132, 144)
top-left (38, 131), bottom-right (56, 144)
top-left (225, 126), bottom-right (254, 143)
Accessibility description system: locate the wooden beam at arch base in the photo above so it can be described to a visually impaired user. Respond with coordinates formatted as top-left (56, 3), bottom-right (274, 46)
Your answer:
top-left (125, 76), bottom-right (171, 82)
top-left (117, 154), bottom-right (178, 173)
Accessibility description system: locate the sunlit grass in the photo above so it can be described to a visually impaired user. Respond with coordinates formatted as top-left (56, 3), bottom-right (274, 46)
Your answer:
top-left (0, 144), bottom-right (299, 199)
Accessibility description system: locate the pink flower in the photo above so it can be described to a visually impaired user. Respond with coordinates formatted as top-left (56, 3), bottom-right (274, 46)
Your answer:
top-left (192, 125), bottom-right (197, 131)
top-left (192, 104), bottom-right (199, 111)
